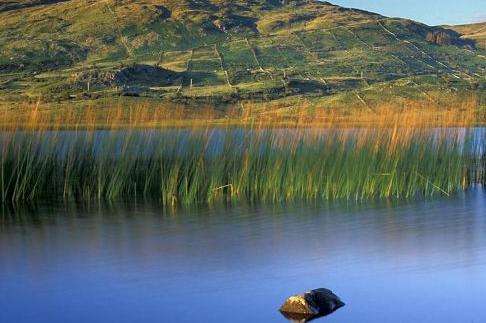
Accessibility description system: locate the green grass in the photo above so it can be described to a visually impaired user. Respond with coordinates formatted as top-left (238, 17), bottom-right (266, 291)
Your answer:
top-left (0, 128), bottom-right (483, 206)
top-left (0, 0), bottom-right (484, 107)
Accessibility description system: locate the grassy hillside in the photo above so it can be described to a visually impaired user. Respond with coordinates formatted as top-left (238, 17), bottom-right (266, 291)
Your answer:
top-left (447, 22), bottom-right (486, 50)
top-left (0, 0), bottom-right (485, 112)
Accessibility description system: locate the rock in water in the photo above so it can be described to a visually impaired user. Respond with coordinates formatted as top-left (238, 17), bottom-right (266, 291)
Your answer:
top-left (279, 288), bottom-right (345, 321)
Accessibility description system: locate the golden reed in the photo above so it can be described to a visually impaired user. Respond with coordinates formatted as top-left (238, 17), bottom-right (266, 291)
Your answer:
top-left (0, 91), bottom-right (483, 130)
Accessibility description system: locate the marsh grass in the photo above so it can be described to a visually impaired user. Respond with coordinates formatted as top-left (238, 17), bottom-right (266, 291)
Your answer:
top-left (0, 126), bottom-right (483, 207)
top-left (0, 91), bottom-right (483, 129)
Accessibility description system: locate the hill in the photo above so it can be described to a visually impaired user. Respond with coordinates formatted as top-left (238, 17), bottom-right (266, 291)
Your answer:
top-left (0, 0), bottom-right (484, 112)
top-left (447, 22), bottom-right (486, 50)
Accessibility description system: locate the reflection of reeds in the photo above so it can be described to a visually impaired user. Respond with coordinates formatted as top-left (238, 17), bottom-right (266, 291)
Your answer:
top-left (0, 127), bottom-right (483, 206)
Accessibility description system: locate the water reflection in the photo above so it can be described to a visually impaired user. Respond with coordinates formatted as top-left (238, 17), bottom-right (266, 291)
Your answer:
top-left (1, 188), bottom-right (486, 322)
top-left (3, 127), bottom-right (484, 157)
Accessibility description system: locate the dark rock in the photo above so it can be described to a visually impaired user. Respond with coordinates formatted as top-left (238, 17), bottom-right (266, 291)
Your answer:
top-left (71, 64), bottom-right (181, 90)
top-left (114, 64), bottom-right (180, 87)
top-left (0, 0), bottom-right (69, 13)
top-left (279, 288), bottom-right (344, 322)
top-left (121, 86), bottom-right (144, 97)
top-left (426, 29), bottom-right (475, 48)
top-left (404, 21), bottom-right (475, 48)
top-left (212, 14), bottom-right (258, 33)
top-left (102, 35), bottom-right (116, 44)
top-left (154, 5), bottom-right (171, 20)
top-left (287, 79), bottom-right (331, 95)
top-left (81, 92), bottom-right (92, 99)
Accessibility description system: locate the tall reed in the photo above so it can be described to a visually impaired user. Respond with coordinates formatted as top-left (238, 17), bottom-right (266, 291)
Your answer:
top-left (0, 91), bottom-right (482, 129)
top-left (0, 127), bottom-right (483, 206)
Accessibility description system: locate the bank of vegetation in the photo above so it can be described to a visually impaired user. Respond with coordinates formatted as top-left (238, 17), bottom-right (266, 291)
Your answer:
top-left (0, 124), bottom-right (484, 206)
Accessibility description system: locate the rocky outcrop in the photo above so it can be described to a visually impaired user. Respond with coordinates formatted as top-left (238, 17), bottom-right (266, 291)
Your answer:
top-left (279, 288), bottom-right (345, 321)
top-left (114, 64), bottom-right (181, 86)
top-left (154, 5), bottom-right (171, 20)
top-left (287, 79), bottom-right (331, 95)
top-left (426, 29), bottom-right (475, 48)
top-left (213, 14), bottom-right (258, 33)
top-left (404, 21), bottom-right (476, 48)
top-left (72, 64), bottom-right (182, 89)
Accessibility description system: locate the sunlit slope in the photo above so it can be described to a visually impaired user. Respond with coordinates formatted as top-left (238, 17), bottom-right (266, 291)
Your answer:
top-left (0, 0), bottom-right (484, 105)
top-left (448, 22), bottom-right (486, 50)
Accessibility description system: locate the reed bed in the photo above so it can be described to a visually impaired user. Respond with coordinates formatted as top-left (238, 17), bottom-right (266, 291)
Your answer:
top-left (0, 127), bottom-right (484, 206)
top-left (0, 91), bottom-right (483, 130)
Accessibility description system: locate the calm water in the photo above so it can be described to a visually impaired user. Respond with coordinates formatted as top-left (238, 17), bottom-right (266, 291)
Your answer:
top-left (1, 189), bottom-right (486, 322)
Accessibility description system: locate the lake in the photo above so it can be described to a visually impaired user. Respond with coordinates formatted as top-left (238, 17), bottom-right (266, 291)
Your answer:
top-left (1, 187), bottom-right (485, 322)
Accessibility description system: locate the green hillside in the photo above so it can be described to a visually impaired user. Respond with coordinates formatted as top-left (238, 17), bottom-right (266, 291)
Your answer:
top-left (0, 0), bottom-right (485, 109)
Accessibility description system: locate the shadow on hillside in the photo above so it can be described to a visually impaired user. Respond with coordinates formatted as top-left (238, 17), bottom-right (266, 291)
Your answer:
top-left (0, 0), bottom-right (69, 12)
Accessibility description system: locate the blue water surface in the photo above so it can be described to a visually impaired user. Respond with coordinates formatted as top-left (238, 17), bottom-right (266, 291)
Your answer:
top-left (1, 188), bottom-right (486, 322)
